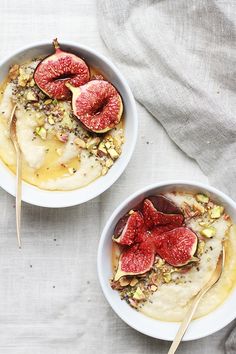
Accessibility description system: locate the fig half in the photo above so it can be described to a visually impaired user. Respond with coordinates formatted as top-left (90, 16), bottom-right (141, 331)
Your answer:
top-left (154, 227), bottom-right (198, 267)
top-left (66, 80), bottom-right (123, 133)
top-left (143, 198), bottom-right (184, 229)
top-left (114, 240), bottom-right (155, 281)
top-left (113, 211), bottom-right (144, 246)
top-left (34, 39), bottom-right (90, 100)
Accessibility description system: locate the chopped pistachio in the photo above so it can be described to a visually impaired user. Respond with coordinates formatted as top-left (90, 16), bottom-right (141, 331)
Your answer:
top-left (210, 205), bottom-right (224, 219)
top-left (98, 142), bottom-right (107, 156)
top-left (197, 240), bottom-right (205, 256)
top-left (26, 90), bottom-right (38, 102)
top-left (108, 148), bottom-right (119, 160)
top-left (29, 78), bottom-right (35, 87)
top-left (105, 141), bottom-right (111, 149)
top-left (133, 287), bottom-right (145, 300)
top-left (154, 258), bottom-right (165, 268)
top-left (163, 273), bottom-right (172, 283)
top-left (105, 158), bottom-right (114, 168)
top-left (199, 221), bottom-right (209, 227)
top-left (35, 127), bottom-right (47, 140)
top-left (196, 194), bottom-right (209, 203)
top-left (101, 166), bottom-right (108, 176)
top-left (44, 99), bottom-right (52, 105)
top-left (193, 202), bottom-right (205, 214)
top-left (74, 137), bottom-right (86, 148)
top-left (200, 226), bottom-right (216, 238)
top-left (86, 137), bottom-right (101, 150)
top-left (48, 116), bottom-right (55, 125)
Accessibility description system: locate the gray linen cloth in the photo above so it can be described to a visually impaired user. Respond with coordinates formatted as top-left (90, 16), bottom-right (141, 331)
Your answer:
top-left (98, 0), bottom-right (236, 351)
top-left (98, 0), bottom-right (236, 201)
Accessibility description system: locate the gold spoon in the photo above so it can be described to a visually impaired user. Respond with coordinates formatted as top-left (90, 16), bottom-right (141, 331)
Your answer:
top-left (9, 104), bottom-right (22, 249)
top-left (167, 246), bottom-right (225, 354)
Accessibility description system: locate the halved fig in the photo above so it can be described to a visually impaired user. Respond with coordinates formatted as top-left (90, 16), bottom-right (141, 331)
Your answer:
top-left (34, 39), bottom-right (90, 100)
top-left (154, 227), bottom-right (198, 267)
top-left (66, 80), bottom-right (123, 133)
top-left (114, 240), bottom-right (155, 281)
top-left (143, 198), bottom-right (184, 228)
top-left (113, 211), bottom-right (144, 246)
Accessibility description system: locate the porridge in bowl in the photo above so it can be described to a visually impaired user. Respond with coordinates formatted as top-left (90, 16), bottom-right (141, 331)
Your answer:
top-left (0, 40), bottom-right (124, 191)
top-left (111, 192), bottom-right (236, 322)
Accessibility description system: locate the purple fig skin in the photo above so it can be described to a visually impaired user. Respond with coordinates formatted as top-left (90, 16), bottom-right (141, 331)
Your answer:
top-left (147, 195), bottom-right (182, 214)
top-left (114, 214), bottom-right (130, 238)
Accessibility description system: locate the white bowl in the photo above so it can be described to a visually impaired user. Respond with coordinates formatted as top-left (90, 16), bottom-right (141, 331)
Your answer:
top-left (97, 180), bottom-right (236, 341)
top-left (0, 41), bottom-right (137, 207)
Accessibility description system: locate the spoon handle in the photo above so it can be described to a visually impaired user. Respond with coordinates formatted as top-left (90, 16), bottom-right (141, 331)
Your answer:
top-left (16, 149), bottom-right (22, 248)
top-left (167, 288), bottom-right (207, 354)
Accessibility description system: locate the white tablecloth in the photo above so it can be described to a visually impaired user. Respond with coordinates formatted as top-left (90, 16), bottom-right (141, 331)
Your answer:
top-left (0, 1), bottom-right (235, 353)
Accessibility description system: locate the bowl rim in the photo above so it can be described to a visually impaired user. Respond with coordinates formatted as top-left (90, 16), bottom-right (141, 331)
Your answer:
top-left (97, 180), bottom-right (236, 341)
top-left (0, 40), bottom-right (138, 208)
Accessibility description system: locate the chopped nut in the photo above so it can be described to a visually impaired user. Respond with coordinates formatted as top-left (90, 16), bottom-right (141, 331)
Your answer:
top-left (44, 99), bottom-right (52, 105)
top-left (48, 116), bottom-right (55, 125)
top-left (26, 90), bottom-right (38, 102)
top-left (150, 285), bottom-right (158, 292)
top-left (105, 158), bottom-right (114, 168)
top-left (29, 78), bottom-right (35, 87)
top-left (163, 273), bottom-right (172, 283)
top-left (210, 205), bottom-right (224, 219)
top-left (154, 258), bottom-right (165, 268)
top-left (197, 240), bottom-right (205, 256)
top-left (128, 210), bottom-right (134, 215)
top-left (133, 287), bottom-right (145, 300)
top-left (193, 202), bottom-right (205, 214)
top-left (129, 298), bottom-right (138, 308)
top-left (200, 226), bottom-right (216, 238)
top-left (8, 64), bottom-right (20, 80)
top-left (35, 127), bottom-right (47, 140)
top-left (119, 277), bottom-right (130, 287)
top-left (130, 278), bottom-right (139, 287)
top-left (74, 137), bottom-right (86, 148)
top-left (98, 142), bottom-right (107, 156)
top-left (18, 68), bottom-right (31, 87)
top-left (86, 137), bottom-right (101, 150)
top-left (108, 148), bottom-right (119, 160)
top-left (196, 194), bottom-right (209, 203)
top-left (101, 166), bottom-right (108, 176)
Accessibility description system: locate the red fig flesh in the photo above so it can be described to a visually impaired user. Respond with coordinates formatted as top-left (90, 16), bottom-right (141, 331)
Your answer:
top-left (67, 80), bottom-right (123, 133)
top-left (143, 198), bottom-right (184, 228)
top-left (154, 227), bottom-right (198, 267)
top-left (113, 211), bottom-right (144, 246)
top-left (34, 39), bottom-right (90, 100)
top-left (114, 240), bottom-right (155, 280)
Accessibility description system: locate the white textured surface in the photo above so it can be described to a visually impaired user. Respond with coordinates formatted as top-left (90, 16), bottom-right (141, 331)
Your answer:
top-left (0, 1), bottom-right (234, 353)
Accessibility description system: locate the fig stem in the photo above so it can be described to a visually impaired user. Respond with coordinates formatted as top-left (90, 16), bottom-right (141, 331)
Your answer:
top-left (53, 38), bottom-right (60, 50)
